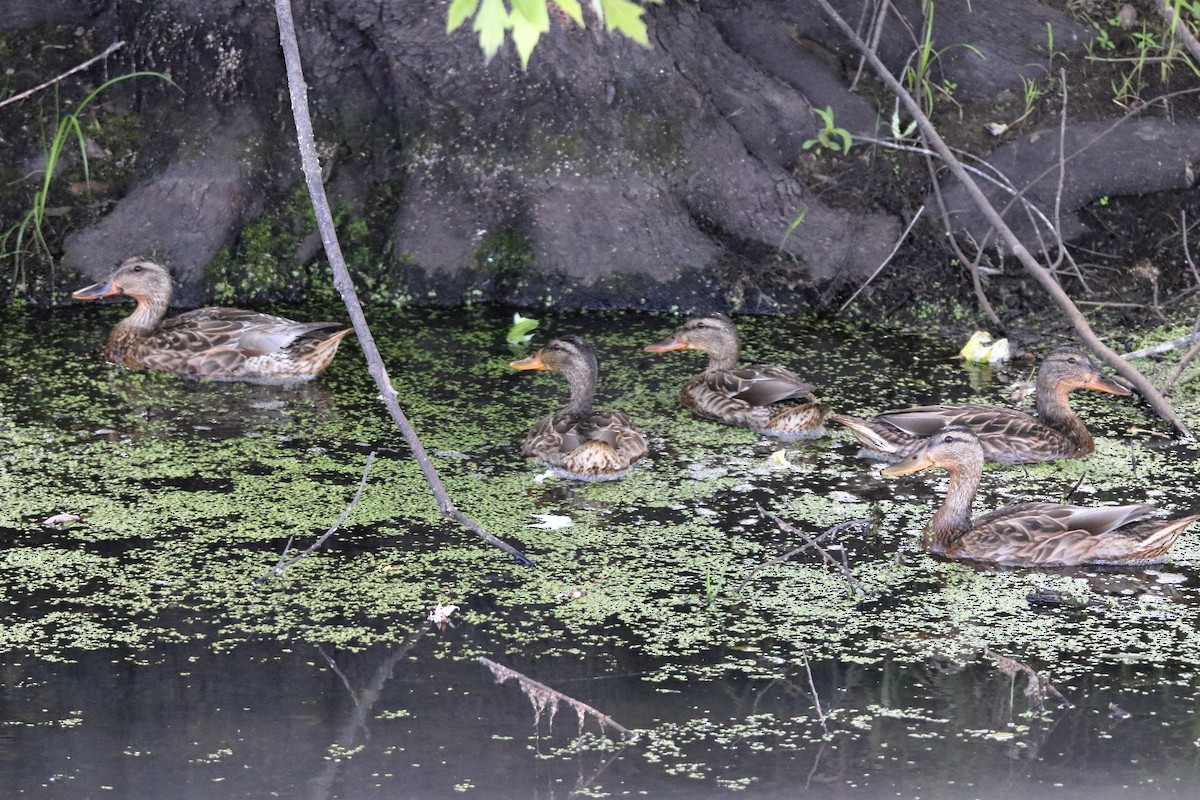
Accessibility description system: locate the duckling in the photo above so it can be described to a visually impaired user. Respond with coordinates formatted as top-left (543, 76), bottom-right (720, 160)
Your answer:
top-left (511, 335), bottom-right (648, 481)
top-left (645, 313), bottom-right (829, 439)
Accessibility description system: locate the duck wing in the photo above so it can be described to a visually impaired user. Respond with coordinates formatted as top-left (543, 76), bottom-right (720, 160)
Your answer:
top-left (961, 502), bottom-right (1164, 565)
top-left (161, 308), bottom-right (343, 356)
top-left (704, 365), bottom-right (816, 407)
top-left (858, 404), bottom-right (1074, 463)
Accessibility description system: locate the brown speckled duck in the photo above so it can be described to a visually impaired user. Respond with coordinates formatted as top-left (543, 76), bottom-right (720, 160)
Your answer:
top-left (510, 335), bottom-right (648, 481)
top-left (831, 346), bottom-right (1130, 463)
top-left (72, 257), bottom-right (353, 383)
top-left (644, 312), bottom-right (829, 439)
top-left (883, 426), bottom-right (1197, 566)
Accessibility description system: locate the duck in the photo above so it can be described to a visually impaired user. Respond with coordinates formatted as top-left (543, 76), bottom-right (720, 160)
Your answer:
top-left (644, 312), bottom-right (829, 439)
top-left (71, 257), bottom-right (354, 383)
top-left (830, 346), bottom-right (1130, 463)
top-left (882, 425), bottom-right (1197, 566)
top-left (510, 335), bottom-right (648, 481)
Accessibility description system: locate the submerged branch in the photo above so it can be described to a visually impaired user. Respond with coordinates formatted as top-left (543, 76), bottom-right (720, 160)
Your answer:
top-left (984, 645), bottom-right (1073, 714)
top-left (754, 506), bottom-right (870, 597)
top-left (815, 0), bottom-right (1192, 439)
top-left (479, 657), bottom-right (639, 742)
top-left (310, 630), bottom-right (428, 800)
top-left (257, 452), bottom-right (376, 582)
top-left (272, 0), bottom-right (534, 567)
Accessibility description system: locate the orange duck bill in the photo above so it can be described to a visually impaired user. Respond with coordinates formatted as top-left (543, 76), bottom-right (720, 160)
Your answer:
top-left (881, 451), bottom-right (937, 476)
top-left (510, 350), bottom-right (548, 371)
top-left (72, 280), bottom-right (121, 300)
top-left (1083, 372), bottom-right (1132, 395)
top-left (643, 334), bottom-right (691, 353)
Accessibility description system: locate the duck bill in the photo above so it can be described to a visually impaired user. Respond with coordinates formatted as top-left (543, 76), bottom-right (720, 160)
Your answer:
top-left (1083, 372), bottom-right (1132, 396)
top-left (72, 280), bottom-right (119, 301)
top-left (881, 452), bottom-right (936, 476)
top-left (509, 350), bottom-right (548, 371)
top-left (644, 333), bottom-right (690, 353)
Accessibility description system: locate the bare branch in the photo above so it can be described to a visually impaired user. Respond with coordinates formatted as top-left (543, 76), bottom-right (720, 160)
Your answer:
top-left (1121, 331), bottom-right (1200, 360)
top-left (0, 41), bottom-right (125, 110)
top-left (755, 505), bottom-right (870, 597)
top-left (257, 452), bottom-right (376, 582)
top-left (1162, 339), bottom-right (1200, 394)
top-left (272, 0), bottom-right (535, 566)
top-left (1155, 0), bottom-right (1200, 64)
top-left (816, 0), bottom-right (1192, 438)
top-left (840, 205), bottom-right (925, 312)
top-left (984, 645), bottom-right (1073, 713)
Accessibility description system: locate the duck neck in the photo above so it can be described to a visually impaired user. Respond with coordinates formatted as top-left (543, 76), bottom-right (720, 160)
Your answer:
top-left (116, 294), bottom-right (169, 335)
top-left (564, 371), bottom-right (596, 415)
top-left (704, 342), bottom-right (739, 372)
top-left (927, 463), bottom-right (979, 547)
top-left (1035, 385), bottom-right (1090, 448)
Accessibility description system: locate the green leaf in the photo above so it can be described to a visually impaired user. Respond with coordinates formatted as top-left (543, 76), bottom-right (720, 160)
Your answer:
top-left (447, 0), bottom-right (480, 33)
top-left (512, 0), bottom-right (550, 31)
top-left (507, 314), bottom-right (540, 344)
top-left (834, 128), bottom-right (852, 153)
top-left (600, 0), bottom-right (650, 46)
top-left (473, 0), bottom-right (511, 61)
top-left (552, 0), bottom-right (586, 27)
top-left (511, 0), bottom-right (550, 66)
top-left (510, 13), bottom-right (544, 69)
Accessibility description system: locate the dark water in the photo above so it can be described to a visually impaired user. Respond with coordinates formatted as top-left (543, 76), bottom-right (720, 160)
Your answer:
top-left (1, 304), bottom-right (1199, 799)
top-left (3, 639), bottom-right (1198, 799)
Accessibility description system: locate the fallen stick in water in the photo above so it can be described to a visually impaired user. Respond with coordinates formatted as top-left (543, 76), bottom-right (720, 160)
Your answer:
top-left (479, 657), bottom-right (639, 742)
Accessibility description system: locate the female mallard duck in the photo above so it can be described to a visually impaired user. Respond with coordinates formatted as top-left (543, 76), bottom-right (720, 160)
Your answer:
top-left (644, 313), bottom-right (829, 439)
top-left (883, 426), bottom-right (1197, 566)
top-left (831, 346), bottom-right (1130, 463)
top-left (72, 257), bottom-right (353, 383)
top-left (510, 335), bottom-right (648, 481)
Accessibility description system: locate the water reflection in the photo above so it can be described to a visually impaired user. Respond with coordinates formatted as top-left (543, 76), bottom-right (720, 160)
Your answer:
top-left (2, 638), bottom-right (1198, 798)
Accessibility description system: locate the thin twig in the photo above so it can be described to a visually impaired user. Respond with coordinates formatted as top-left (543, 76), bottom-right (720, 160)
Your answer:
top-left (925, 152), bottom-right (1002, 326)
top-left (1162, 339), bottom-right (1200, 394)
top-left (734, 517), bottom-right (862, 594)
top-left (816, 0), bottom-right (1192, 439)
top-left (480, 657), bottom-right (639, 742)
top-left (756, 505), bottom-right (869, 596)
top-left (840, 205), bottom-right (925, 312)
top-left (272, 0), bottom-right (534, 566)
top-left (1181, 210), bottom-right (1200, 287)
top-left (0, 41), bottom-right (125, 110)
top-left (800, 653), bottom-right (828, 728)
top-left (257, 452), bottom-right (376, 581)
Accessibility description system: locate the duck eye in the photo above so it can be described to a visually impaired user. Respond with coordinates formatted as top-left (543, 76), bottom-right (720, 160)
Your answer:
top-left (131, 265), bottom-right (145, 273)
top-left (694, 321), bottom-right (706, 329)
top-left (1066, 356), bottom-right (1078, 365)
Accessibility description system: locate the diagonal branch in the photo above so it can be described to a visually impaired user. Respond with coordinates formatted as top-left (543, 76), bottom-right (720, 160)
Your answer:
top-left (1155, 0), bottom-right (1200, 64)
top-left (272, 0), bottom-right (535, 566)
top-left (815, 0), bottom-right (1191, 439)
top-left (0, 41), bottom-right (125, 109)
